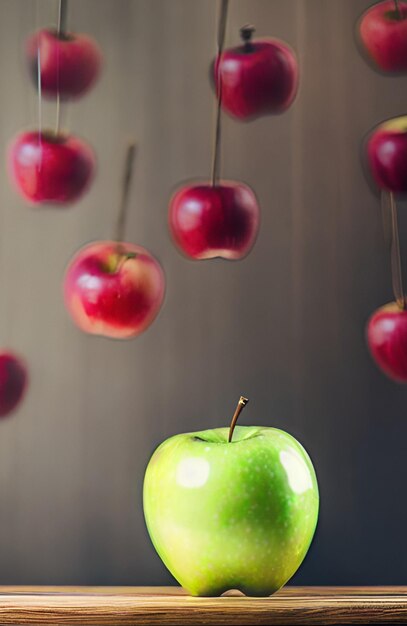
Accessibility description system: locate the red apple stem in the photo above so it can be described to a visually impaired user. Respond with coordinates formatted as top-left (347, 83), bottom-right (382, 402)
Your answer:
top-left (228, 396), bottom-right (249, 443)
top-left (384, 191), bottom-right (406, 310)
top-left (211, 0), bottom-right (229, 186)
top-left (240, 24), bottom-right (255, 52)
top-left (394, 0), bottom-right (401, 18)
top-left (115, 142), bottom-right (138, 245)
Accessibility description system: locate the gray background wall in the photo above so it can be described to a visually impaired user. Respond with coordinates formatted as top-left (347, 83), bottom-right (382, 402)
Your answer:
top-left (0, 0), bottom-right (405, 586)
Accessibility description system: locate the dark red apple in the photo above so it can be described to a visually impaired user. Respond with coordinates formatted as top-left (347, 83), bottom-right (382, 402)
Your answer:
top-left (8, 130), bottom-right (95, 205)
top-left (0, 352), bottom-right (28, 418)
top-left (358, 0), bottom-right (407, 73)
top-left (214, 25), bottom-right (298, 121)
top-left (367, 302), bottom-right (407, 382)
top-left (26, 28), bottom-right (102, 99)
top-left (367, 116), bottom-right (407, 194)
top-left (169, 181), bottom-right (260, 260)
top-left (64, 241), bottom-right (165, 339)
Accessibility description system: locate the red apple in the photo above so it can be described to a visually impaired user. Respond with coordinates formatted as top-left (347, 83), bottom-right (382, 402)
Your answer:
top-left (213, 25), bottom-right (298, 120)
top-left (169, 181), bottom-right (260, 260)
top-left (358, 0), bottom-right (407, 73)
top-left (64, 241), bottom-right (165, 339)
top-left (0, 352), bottom-right (28, 418)
top-left (26, 28), bottom-right (102, 99)
top-left (367, 116), bottom-right (407, 194)
top-left (367, 302), bottom-right (407, 382)
top-left (8, 130), bottom-right (95, 205)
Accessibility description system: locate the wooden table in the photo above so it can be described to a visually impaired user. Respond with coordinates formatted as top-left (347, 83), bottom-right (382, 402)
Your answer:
top-left (0, 586), bottom-right (406, 625)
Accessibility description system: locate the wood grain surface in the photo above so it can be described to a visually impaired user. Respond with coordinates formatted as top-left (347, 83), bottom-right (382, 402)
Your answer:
top-left (0, 586), bottom-right (407, 625)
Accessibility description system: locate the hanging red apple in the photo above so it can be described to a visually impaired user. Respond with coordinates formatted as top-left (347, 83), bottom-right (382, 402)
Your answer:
top-left (213, 25), bottom-right (298, 121)
top-left (169, 6), bottom-right (260, 260)
top-left (0, 352), bottom-right (28, 419)
top-left (367, 302), bottom-right (407, 382)
top-left (26, 28), bottom-right (102, 100)
top-left (169, 181), bottom-right (260, 260)
top-left (367, 116), bottom-right (407, 194)
top-left (358, 0), bottom-right (407, 73)
top-left (8, 130), bottom-right (95, 205)
top-left (64, 241), bottom-right (165, 339)
top-left (64, 143), bottom-right (165, 339)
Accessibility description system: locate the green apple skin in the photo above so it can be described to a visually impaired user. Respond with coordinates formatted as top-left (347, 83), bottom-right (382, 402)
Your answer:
top-left (143, 425), bottom-right (319, 597)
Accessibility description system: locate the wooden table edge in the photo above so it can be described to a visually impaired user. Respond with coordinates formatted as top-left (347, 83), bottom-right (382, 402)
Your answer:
top-left (0, 586), bottom-right (406, 625)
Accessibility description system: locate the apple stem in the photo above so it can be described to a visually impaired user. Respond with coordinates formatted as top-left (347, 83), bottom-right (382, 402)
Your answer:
top-left (211, 0), bottom-right (229, 186)
top-left (394, 0), bottom-right (402, 18)
top-left (383, 191), bottom-right (406, 310)
top-left (115, 142), bottom-right (137, 245)
top-left (240, 24), bottom-right (255, 52)
top-left (228, 396), bottom-right (249, 443)
top-left (116, 251), bottom-right (137, 272)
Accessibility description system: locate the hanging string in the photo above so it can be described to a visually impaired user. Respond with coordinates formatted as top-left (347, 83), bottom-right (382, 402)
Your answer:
top-left (382, 191), bottom-right (405, 309)
top-left (210, 0), bottom-right (229, 186)
top-left (55, 90), bottom-right (61, 135)
top-left (37, 45), bottom-right (42, 137)
top-left (115, 142), bottom-right (137, 244)
top-left (381, 187), bottom-right (392, 249)
top-left (389, 192), bottom-right (405, 309)
top-left (35, 0), bottom-right (43, 162)
top-left (55, 0), bottom-right (68, 135)
top-left (57, 0), bottom-right (68, 34)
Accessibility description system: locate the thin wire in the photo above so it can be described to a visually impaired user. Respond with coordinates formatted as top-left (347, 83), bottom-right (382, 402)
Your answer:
top-left (381, 188), bottom-right (392, 250)
top-left (57, 0), bottom-right (68, 34)
top-left (385, 191), bottom-right (405, 309)
top-left (210, 0), bottom-right (229, 186)
top-left (116, 142), bottom-right (137, 243)
top-left (37, 46), bottom-right (42, 136)
top-left (55, 93), bottom-right (60, 135)
top-left (55, 0), bottom-right (67, 135)
top-left (35, 0), bottom-right (43, 166)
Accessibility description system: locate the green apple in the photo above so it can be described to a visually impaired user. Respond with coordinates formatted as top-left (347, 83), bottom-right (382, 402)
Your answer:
top-left (143, 398), bottom-right (319, 597)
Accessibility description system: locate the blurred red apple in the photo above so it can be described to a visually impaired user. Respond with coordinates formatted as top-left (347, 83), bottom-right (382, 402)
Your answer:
top-left (64, 241), bottom-right (165, 339)
top-left (367, 302), bottom-right (407, 382)
top-left (0, 352), bottom-right (28, 418)
top-left (26, 28), bottom-right (102, 99)
top-left (367, 116), bottom-right (407, 194)
top-left (214, 25), bottom-right (298, 120)
top-left (8, 130), bottom-right (95, 205)
top-left (358, 0), bottom-right (407, 73)
top-left (169, 181), bottom-right (260, 260)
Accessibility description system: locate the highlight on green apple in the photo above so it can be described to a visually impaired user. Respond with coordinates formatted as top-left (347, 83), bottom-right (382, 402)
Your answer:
top-left (143, 396), bottom-right (319, 597)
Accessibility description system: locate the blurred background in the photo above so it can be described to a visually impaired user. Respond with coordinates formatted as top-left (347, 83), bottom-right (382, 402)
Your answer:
top-left (0, 0), bottom-right (406, 586)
